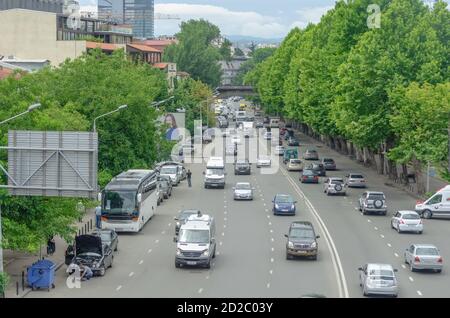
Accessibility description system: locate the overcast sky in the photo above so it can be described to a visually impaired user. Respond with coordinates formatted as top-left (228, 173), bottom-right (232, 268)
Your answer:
top-left (79, 0), bottom-right (336, 38)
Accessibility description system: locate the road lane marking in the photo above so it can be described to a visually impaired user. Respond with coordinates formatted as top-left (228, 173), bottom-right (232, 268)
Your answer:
top-left (354, 208), bottom-right (359, 210)
top-left (349, 201), bottom-right (353, 204)
top-left (148, 249), bottom-right (152, 254)
top-left (374, 227), bottom-right (378, 231)
top-left (139, 260), bottom-right (143, 265)
top-left (271, 247), bottom-right (274, 252)
top-left (216, 251), bottom-right (220, 256)
top-left (198, 288), bottom-right (203, 294)
top-left (417, 290), bottom-right (423, 296)
top-left (401, 264), bottom-right (406, 269)
top-left (263, 203), bottom-right (266, 206)
top-left (394, 253), bottom-right (399, 257)
top-left (271, 238), bottom-right (274, 242)
top-left (223, 224), bottom-right (226, 228)
top-left (367, 219), bottom-right (372, 223)
top-left (116, 285), bottom-right (122, 291)
top-left (219, 241), bottom-right (223, 246)
top-left (409, 277), bottom-right (414, 282)
top-left (270, 229), bottom-right (273, 233)
top-left (155, 239), bottom-right (159, 243)
top-left (269, 270), bottom-right (273, 275)
top-left (344, 197), bottom-right (348, 200)
top-left (387, 243), bottom-right (392, 248)
top-left (268, 222), bottom-right (272, 226)
top-left (281, 167), bottom-right (349, 298)
top-left (270, 258), bottom-right (274, 263)
top-left (380, 234), bottom-right (384, 238)
top-left (224, 211), bottom-right (227, 215)
top-left (221, 232), bottom-right (225, 236)
top-left (266, 283), bottom-right (270, 289)
top-left (267, 215), bottom-right (270, 219)
top-left (129, 272), bottom-right (134, 277)
top-left (161, 230), bottom-right (166, 235)
top-left (168, 223), bottom-right (171, 227)
top-left (206, 276), bottom-right (209, 280)
top-left (224, 217), bottom-right (227, 221)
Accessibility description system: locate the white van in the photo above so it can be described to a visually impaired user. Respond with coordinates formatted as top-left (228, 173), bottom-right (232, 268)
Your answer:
top-left (415, 185), bottom-right (450, 219)
top-left (174, 212), bottom-right (216, 268)
top-left (204, 157), bottom-right (226, 189)
top-left (270, 117), bottom-right (280, 128)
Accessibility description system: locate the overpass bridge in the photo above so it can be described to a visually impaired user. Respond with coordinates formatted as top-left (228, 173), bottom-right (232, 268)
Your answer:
top-left (216, 85), bottom-right (256, 98)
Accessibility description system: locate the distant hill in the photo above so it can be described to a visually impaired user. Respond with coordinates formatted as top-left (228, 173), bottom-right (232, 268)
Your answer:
top-left (225, 35), bottom-right (283, 45)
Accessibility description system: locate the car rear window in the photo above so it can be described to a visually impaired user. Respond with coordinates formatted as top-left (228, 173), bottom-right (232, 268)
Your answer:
top-left (291, 159), bottom-right (301, 164)
top-left (402, 213), bottom-right (419, 219)
top-left (323, 158), bottom-right (334, 163)
top-left (307, 150), bottom-right (317, 153)
top-left (350, 174), bottom-right (364, 179)
top-left (416, 248), bottom-right (439, 255)
top-left (368, 194), bottom-right (385, 200)
top-left (330, 180), bottom-right (343, 184)
top-left (303, 170), bottom-right (316, 176)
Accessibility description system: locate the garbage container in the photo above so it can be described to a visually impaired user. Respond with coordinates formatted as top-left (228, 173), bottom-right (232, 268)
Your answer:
top-left (27, 259), bottom-right (56, 291)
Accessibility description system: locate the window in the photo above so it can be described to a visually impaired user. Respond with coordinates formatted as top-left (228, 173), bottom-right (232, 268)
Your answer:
top-left (427, 194), bottom-right (442, 205)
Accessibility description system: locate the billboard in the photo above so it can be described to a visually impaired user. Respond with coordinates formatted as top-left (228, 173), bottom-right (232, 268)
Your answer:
top-left (1, 130), bottom-right (98, 199)
top-left (161, 112), bottom-right (185, 141)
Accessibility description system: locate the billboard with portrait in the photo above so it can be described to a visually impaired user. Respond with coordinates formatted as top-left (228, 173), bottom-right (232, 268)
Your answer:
top-left (161, 112), bottom-right (185, 141)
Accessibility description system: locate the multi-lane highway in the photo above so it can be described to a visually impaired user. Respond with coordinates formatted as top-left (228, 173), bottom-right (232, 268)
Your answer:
top-left (27, 100), bottom-right (450, 298)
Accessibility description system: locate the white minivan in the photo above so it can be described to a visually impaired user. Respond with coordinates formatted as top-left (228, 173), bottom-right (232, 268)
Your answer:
top-left (415, 185), bottom-right (450, 219)
top-left (204, 157), bottom-right (226, 189)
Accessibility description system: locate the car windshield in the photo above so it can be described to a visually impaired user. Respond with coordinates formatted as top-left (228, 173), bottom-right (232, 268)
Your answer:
top-left (236, 161), bottom-right (248, 166)
top-left (179, 229), bottom-right (210, 244)
top-left (307, 150), bottom-right (317, 154)
top-left (323, 158), bottom-right (334, 163)
top-left (206, 169), bottom-right (224, 175)
top-left (100, 233), bottom-right (112, 242)
top-left (402, 213), bottom-right (419, 219)
top-left (350, 174), bottom-right (364, 179)
top-left (103, 190), bottom-right (136, 214)
top-left (161, 166), bottom-right (177, 174)
top-left (276, 195), bottom-right (293, 203)
top-left (416, 248), bottom-right (439, 255)
top-left (368, 194), bottom-right (385, 200)
top-left (291, 159), bottom-right (301, 164)
top-left (236, 183), bottom-right (251, 190)
top-left (180, 211), bottom-right (197, 220)
top-left (259, 157), bottom-right (270, 161)
top-left (330, 179), bottom-right (343, 184)
top-left (290, 228), bottom-right (314, 239)
top-left (368, 269), bottom-right (394, 279)
top-left (303, 170), bottom-right (316, 176)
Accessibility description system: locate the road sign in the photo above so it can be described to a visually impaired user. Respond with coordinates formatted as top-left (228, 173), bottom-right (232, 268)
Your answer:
top-left (0, 130), bottom-right (98, 199)
top-left (429, 167), bottom-right (436, 177)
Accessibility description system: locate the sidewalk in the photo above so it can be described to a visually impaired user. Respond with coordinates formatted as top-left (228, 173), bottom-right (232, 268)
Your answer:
top-left (3, 208), bottom-right (96, 298)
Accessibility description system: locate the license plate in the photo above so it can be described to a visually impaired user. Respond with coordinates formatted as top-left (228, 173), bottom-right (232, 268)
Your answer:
top-left (187, 261), bottom-right (196, 265)
top-left (297, 250), bottom-right (307, 254)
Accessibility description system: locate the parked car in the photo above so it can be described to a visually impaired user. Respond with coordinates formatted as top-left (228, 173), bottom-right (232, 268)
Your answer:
top-left (323, 177), bottom-right (346, 196)
top-left (284, 221), bottom-right (319, 260)
top-left (69, 235), bottom-right (113, 277)
top-left (358, 263), bottom-right (398, 297)
top-left (391, 210), bottom-right (423, 233)
top-left (174, 209), bottom-right (200, 235)
top-left (359, 191), bottom-right (387, 215)
top-left (92, 229), bottom-right (118, 252)
top-left (288, 137), bottom-right (299, 146)
top-left (263, 131), bottom-right (272, 140)
top-left (321, 158), bottom-right (336, 170)
top-left (233, 182), bottom-right (254, 200)
top-left (346, 173), bottom-right (366, 188)
top-left (158, 175), bottom-right (173, 199)
top-left (275, 145), bottom-right (285, 156)
top-left (226, 144), bottom-right (237, 156)
top-left (309, 163), bottom-right (326, 176)
top-left (300, 169), bottom-right (319, 184)
top-left (234, 159), bottom-right (251, 175)
top-left (304, 149), bottom-right (319, 160)
top-left (273, 194), bottom-right (297, 216)
top-left (257, 156), bottom-right (271, 168)
top-left (287, 159), bottom-right (303, 171)
top-left (415, 185), bottom-right (450, 219)
top-left (404, 244), bottom-right (442, 273)
top-left (255, 121), bottom-right (264, 128)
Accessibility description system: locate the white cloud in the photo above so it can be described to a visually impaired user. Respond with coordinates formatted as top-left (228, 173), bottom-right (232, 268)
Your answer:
top-left (295, 6), bottom-right (334, 25)
top-left (155, 3), bottom-right (288, 38)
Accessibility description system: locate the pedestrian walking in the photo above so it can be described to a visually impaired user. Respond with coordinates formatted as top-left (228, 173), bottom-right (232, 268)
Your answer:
top-left (47, 236), bottom-right (55, 255)
top-left (95, 205), bottom-right (102, 229)
top-left (187, 169), bottom-right (192, 187)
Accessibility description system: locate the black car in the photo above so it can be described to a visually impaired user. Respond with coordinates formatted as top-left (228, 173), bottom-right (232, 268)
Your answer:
top-left (234, 159), bottom-right (251, 175)
top-left (309, 163), bottom-right (326, 176)
top-left (263, 116), bottom-right (270, 124)
top-left (284, 130), bottom-right (294, 140)
top-left (300, 169), bottom-right (319, 183)
top-left (285, 221), bottom-right (320, 260)
top-left (174, 210), bottom-right (200, 235)
top-left (69, 235), bottom-right (113, 277)
top-left (288, 137), bottom-right (299, 146)
top-left (92, 229), bottom-right (119, 252)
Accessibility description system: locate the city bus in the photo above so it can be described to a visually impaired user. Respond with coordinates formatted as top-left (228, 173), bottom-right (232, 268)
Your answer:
top-left (100, 169), bottom-right (158, 233)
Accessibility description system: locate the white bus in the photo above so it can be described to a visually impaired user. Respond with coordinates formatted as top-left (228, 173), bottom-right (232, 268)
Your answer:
top-left (100, 169), bottom-right (158, 233)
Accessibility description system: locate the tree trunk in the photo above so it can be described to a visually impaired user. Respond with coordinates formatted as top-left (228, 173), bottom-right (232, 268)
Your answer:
top-left (355, 146), bottom-right (363, 162)
top-left (339, 137), bottom-right (349, 155)
top-left (377, 144), bottom-right (385, 175)
top-left (412, 157), bottom-right (425, 195)
top-left (401, 164), bottom-right (409, 185)
top-left (363, 147), bottom-right (372, 166)
top-left (387, 159), bottom-right (398, 181)
top-left (348, 142), bottom-right (355, 158)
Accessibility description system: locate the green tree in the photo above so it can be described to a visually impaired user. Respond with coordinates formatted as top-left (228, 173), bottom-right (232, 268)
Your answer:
top-left (219, 38), bottom-right (233, 61)
top-left (163, 19), bottom-right (223, 87)
top-left (234, 47), bottom-right (276, 85)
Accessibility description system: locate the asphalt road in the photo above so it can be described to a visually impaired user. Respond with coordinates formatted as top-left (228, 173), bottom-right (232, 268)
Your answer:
top-left (27, 100), bottom-right (450, 298)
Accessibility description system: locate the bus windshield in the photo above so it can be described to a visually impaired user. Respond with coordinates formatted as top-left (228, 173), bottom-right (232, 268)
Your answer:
top-left (103, 191), bottom-right (136, 214)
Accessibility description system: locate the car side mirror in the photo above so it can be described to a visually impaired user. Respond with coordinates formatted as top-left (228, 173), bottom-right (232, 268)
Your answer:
top-left (358, 267), bottom-right (363, 271)
top-left (294, 201), bottom-right (298, 204)
top-left (394, 269), bottom-right (398, 272)
top-left (252, 188), bottom-right (256, 190)
top-left (97, 192), bottom-right (102, 202)
top-left (316, 235), bottom-right (320, 239)
top-left (174, 217), bottom-right (178, 221)
top-left (284, 234), bottom-right (288, 238)
top-left (232, 187), bottom-right (236, 190)
top-left (173, 236), bottom-right (178, 243)
top-left (202, 171), bottom-right (205, 175)
top-left (137, 193), bottom-right (142, 203)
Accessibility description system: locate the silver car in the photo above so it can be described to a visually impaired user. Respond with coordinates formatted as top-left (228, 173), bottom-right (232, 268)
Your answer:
top-left (323, 178), bottom-right (346, 196)
top-left (304, 149), bottom-right (319, 160)
top-left (391, 210), bottom-right (423, 234)
top-left (404, 244), bottom-right (443, 273)
top-left (233, 182), bottom-right (254, 200)
top-left (359, 191), bottom-right (387, 215)
top-left (346, 173), bottom-right (366, 188)
top-left (256, 156), bottom-right (271, 168)
top-left (359, 263), bottom-right (398, 297)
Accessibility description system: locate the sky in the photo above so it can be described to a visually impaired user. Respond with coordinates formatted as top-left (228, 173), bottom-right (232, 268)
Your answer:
top-left (78, 0), bottom-right (337, 39)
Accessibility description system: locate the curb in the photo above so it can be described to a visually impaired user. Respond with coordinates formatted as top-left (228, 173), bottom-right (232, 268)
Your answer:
top-left (19, 261), bottom-right (65, 298)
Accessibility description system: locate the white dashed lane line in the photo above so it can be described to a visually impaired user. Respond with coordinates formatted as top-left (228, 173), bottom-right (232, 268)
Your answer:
top-left (271, 247), bottom-right (274, 252)
top-left (155, 239), bottom-right (159, 244)
top-left (223, 224), bottom-right (227, 228)
top-left (270, 258), bottom-right (274, 263)
top-left (269, 270), bottom-right (273, 275)
top-left (271, 238), bottom-right (274, 242)
top-left (387, 243), bottom-right (392, 248)
top-left (367, 219), bottom-right (372, 223)
top-left (380, 234), bottom-right (384, 239)
top-left (222, 232), bottom-right (225, 236)
top-left (148, 249), bottom-right (152, 254)
top-left (394, 253), bottom-right (399, 257)
top-left (374, 227), bottom-right (378, 231)
top-left (168, 223), bottom-right (171, 227)
top-left (409, 277), bottom-right (414, 282)
top-left (161, 230), bottom-right (166, 235)
top-left (219, 241), bottom-right (223, 246)
top-left (198, 288), bottom-right (203, 294)
top-left (116, 285), bottom-right (122, 291)
top-left (129, 272), bottom-right (134, 277)
top-left (268, 222), bottom-right (272, 226)
top-left (139, 260), bottom-right (144, 265)
top-left (266, 283), bottom-right (270, 289)
top-left (417, 290), bottom-right (423, 296)
top-left (401, 264), bottom-right (406, 269)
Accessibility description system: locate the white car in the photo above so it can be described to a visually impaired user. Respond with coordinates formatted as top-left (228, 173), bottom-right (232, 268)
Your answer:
top-left (391, 210), bottom-right (423, 234)
top-left (274, 146), bottom-right (285, 156)
top-left (263, 132), bottom-right (272, 140)
top-left (257, 156), bottom-right (271, 168)
top-left (404, 244), bottom-right (443, 273)
top-left (287, 159), bottom-right (303, 171)
top-left (233, 182), bottom-right (254, 200)
top-left (359, 263), bottom-right (398, 297)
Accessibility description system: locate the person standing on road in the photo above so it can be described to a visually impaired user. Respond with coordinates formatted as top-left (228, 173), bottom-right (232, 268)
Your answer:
top-left (95, 205), bottom-right (102, 229)
top-left (187, 169), bottom-right (192, 187)
top-left (47, 236), bottom-right (55, 255)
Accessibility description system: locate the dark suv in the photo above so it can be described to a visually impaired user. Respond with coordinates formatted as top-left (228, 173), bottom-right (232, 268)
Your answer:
top-left (284, 222), bottom-right (320, 260)
top-left (234, 159), bottom-right (251, 175)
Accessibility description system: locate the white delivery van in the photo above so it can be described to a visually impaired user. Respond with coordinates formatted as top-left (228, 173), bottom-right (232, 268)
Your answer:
top-left (415, 185), bottom-right (450, 219)
top-left (204, 157), bottom-right (226, 189)
top-left (270, 117), bottom-right (280, 128)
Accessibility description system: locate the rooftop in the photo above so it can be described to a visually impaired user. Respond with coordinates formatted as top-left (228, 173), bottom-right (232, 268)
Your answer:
top-left (127, 43), bottom-right (161, 53)
top-left (86, 41), bottom-right (120, 52)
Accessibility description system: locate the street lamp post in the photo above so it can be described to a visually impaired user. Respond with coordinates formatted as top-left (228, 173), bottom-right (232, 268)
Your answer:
top-left (93, 105), bottom-right (128, 132)
top-left (0, 103), bottom-right (41, 280)
top-left (150, 96), bottom-right (174, 108)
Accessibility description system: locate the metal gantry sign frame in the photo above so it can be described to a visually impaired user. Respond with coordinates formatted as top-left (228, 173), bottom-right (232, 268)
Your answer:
top-left (0, 130), bottom-right (98, 199)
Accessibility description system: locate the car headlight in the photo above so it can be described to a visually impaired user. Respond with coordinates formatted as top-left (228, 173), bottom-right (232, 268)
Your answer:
top-left (275, 204), bottom-right (279, 209)
top-left (310, 242), bottom-right (317, 249)
top-left (176, 249), bottom-right (182, 256)
top-left (291, 204), bottom-right (295, 210)
top-left (202, 250), bottom-right (209, 257)
top-left (288, 241), bottom-right (294, 248)
top-left (176, 222), bottom-right (180, 227)
top-left (92, 262), bottom-right (98, 268)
